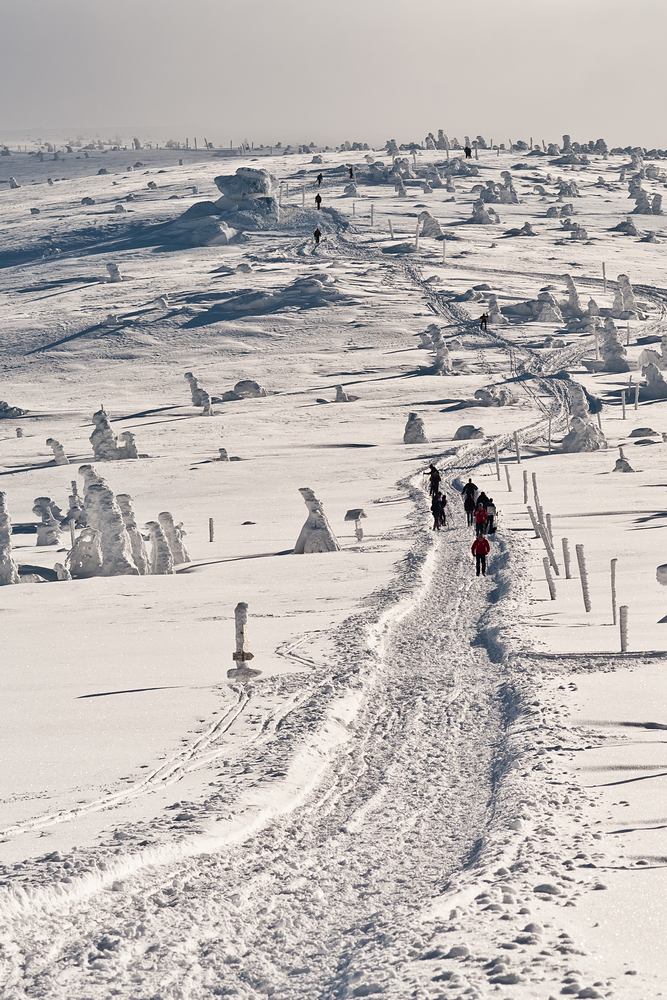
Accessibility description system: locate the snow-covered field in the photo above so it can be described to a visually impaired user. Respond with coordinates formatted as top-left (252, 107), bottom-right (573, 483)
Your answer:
top-left (0, 138), bottom-right (665, 998)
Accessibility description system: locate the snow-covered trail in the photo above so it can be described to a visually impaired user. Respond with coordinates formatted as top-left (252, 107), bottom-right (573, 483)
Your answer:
top-left (1, 504), bottom-right (512, 1000)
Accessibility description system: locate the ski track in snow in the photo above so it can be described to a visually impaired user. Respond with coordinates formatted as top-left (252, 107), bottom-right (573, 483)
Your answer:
top-left (0, 173), bottom-right (661, 999)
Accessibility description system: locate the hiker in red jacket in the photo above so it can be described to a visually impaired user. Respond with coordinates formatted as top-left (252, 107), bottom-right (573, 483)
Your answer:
top-left (474, 502), bottom-right (488, 537)
top-left (471, 535), bottom-right (490, 576)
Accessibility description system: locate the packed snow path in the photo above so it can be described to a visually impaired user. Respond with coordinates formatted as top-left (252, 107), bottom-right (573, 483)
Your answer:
top-left (2, 511), bottom-right (510, 999)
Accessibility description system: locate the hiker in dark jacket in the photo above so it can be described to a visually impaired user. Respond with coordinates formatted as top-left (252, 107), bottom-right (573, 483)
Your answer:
top-left (316, 172), bottom-right (323, 186)
top-left (431, 491), bottom-right (445, 531)
top-left (461, 478), bottom-right (478, 503)
top-left (428, 464), bottom-right (441, 497)
top-left (464, 493), bottom-right (476, 526)
top-left (471, 535), bottom-right (490, 576)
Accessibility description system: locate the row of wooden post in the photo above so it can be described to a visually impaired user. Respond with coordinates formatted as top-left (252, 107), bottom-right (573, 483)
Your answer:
top-left (493, 438), bottom-right (629, 652)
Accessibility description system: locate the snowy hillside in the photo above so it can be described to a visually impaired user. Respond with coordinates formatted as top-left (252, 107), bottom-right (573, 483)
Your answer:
top-left (0, 135), bottom-right (665, 999)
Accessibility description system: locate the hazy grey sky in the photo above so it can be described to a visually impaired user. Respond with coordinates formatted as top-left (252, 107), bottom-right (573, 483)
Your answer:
top-left (2, 0), bottom-right (665, 147)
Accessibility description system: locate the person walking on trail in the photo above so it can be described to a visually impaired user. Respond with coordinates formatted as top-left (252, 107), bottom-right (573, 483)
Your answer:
top-left (479, 312), bottom-right (488, 332)
top-left (474, 502), bottom-right (488, 537)
top-left (313, 227), bottom-right (322, 245)
top-left (464, 145), bottom-right (472, 159)
top-left (437, 491), bottom-right (448, 528)
top-left (476, 491), bottom-right (489, 509)
top-left (431, 491), bottom-right (443, 531)
top-left (471, 535), bottom-right (490, 576)
top-left (464, 492), bottom-right (476, 527)
top-left (349, 165), bottom-right (354, 179)
top-left (316, 172), bottom-right (323, 187)
top-left (428, 464), bottom-right (441, 497)
top-left (485, 497), bottom-right (497, 534)
top-left (461, 478), bottom-right (478, 503)
top-left (315, 192), bottom-right (322, 210)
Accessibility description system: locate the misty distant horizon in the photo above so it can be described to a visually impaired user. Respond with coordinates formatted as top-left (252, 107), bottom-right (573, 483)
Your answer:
top-left (1, 0), bottom-right (665, 149)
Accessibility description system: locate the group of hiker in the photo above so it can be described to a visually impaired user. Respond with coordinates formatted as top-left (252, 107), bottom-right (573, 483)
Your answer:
top-left (428, 467), bottom-right (496, 577)
top-left (313, 166), bottom-right (354, 245)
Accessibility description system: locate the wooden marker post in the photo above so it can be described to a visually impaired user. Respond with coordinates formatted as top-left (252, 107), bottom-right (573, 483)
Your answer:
top-left (619, 605), bottom-right (629, 652)
top-left (562, 537), bottom-right (572, 579)
top-left (69, 518), bottom-right (76, 549)
top-left (493, 441), bottom-right (501, 480)
top-left (209, 517), bottom-right (215, 542)
top-left (610, 557), bottom-right (618, 625)
top-left (389, 218), bottom-right (394, 239)
top-left (602, 262), bottom-right (607, 293)
top-left (442, 239), bottom-right (446, 264)
top-left (621, 390), bottom-right (626, 420)
top-left (504, 464), bottom-right (512, 491)
top-left (575, 544), bottom-right (592, 613)
top-left (415, 219), bottom-right (420, 250)
top-left (634, 384), bottom-right (639, 410)
top-left (513, 431), bottom-right (521, 464)
top-left (370, 203), bottom-right (374, 227)
top-left (543, 557), bottom-right (556, 600)
top-left (523, 469), bottom-right (528, 504)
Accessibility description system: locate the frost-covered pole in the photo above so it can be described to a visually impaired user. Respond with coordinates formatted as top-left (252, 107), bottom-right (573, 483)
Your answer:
top-left (546, 513), bottom-right (554, 546)
top-left (504, 464), bottom-right (512, 491)
top-left (442, 238), bottom-right (446, 264)
top-left (233, 602), bottom-right (253, 665)
top-left (69, 517), bottom-right (76, 549)
top-left (209, 517), bottom-right (215, 542)
top-left (301, 186), bottom-right (305, 208)
top-left (352, 201), bottom-right (356, 217)
top-left (610, 557), bottom-right (618, 625)
top-left (513, 431), bottom-right (521, 464)
top-left (538, 521), bottom-right (559, 575)
top-left (594, 327), bottom-right (600, 360)
top-left (562, 537), bottom-right (572, 579)
top-left (370, 203), bottom-right (374, 227)
top-left (626, 323), bottom-right (630, 347)
top-left (619, 605), bottom-right (629, 652)
top-left (523, 469), bottom-right (528, 504)
top-left (388, 218), bottom-right (394, 239)
top-left (493, 441), bottom-right (500, 480)
top-left (602, 262), bottom-right (607, 293)
top-left (621, 389), bottom-right (626, 420)
top-left (543, 557), bottom-right (556, 600)
top-left (575, 544), bottom-right (592, 613)
top-left (634, 383), bottom-right (639, 410)
top-left (414, 219), bottom-right (420, 250)
top-left (527, 504), bottom-right (541, 539)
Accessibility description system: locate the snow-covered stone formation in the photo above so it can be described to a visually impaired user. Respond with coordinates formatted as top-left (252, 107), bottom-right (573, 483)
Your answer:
top-left (46, 437), bottom-right (69, 465)
top-left (536, 291), bottom-right (564, 323)
top-left (0, 400), bottom-right (27, 419)
top-left (487, 295), bottom-right (507, 325)
top-left (562, 275), bottom-right (584, 319)
top-left (185, 371), bottom-right (210, 407)
top-left (0, 492), bottom-right (19, 585)
top-left (293, 488), bottom-right (340, 554)
top-left (394, 177), bottom-right (407, 198)
top-left (418, 211), bottom-right (443, 238)
top-left (158, 512), bottom-right (190, 564)
top-left (601, 317), bottom-right (630, 372)
top-left (106, 263), bottom-right (122, 283)
top-left (32, 497), bottom-right (62, 545)
top-left (613, 454), bottom-right (634, 472)
top-left (343, 183), bottom-right (359, 197)
top-left (68, 528), bottom-right (103, 579)
top-left (474, 385), bottom-right (517, 406)
top-left (417, 323), bottom-right (440, 348)
top-left (611, 274), bottom-right (642, 319)
top-left (431, 331), bottom-right (452, 374)
top-left (334, 385), bottom-right (358, 402)
top-left (90, 410), bottom-right (138, 461)
top-left (85, 483), bottom-right (139, 576)
top-left (403, 412), bottom-right (428, 444)
top-left (562, 416), bottom-right (607, 453)
top-left (144, 521), bottom-right (175, 574)
top-left (117, 494), bottom-right (150, 575)
top-left (470, 201), bottom-right (500, 225)
top-left (641, 363), bottom-right (667, 400)
top-left (454, 424), bottom-right (484, 440)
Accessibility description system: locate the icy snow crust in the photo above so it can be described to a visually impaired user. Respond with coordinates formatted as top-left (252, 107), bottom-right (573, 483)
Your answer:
top-left (0, 142), bottom-right (666, 999)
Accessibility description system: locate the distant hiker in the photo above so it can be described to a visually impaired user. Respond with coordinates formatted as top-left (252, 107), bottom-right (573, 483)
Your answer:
top-left (479, 312), bottom-right (488, 331)
top-left (315, 192), bottom-right (322, 210)
top-left (437, 492), bottom-right (448, 528)
top-left (461, 478), bottom-right (478, 503)
top-left (464, 493), bottom-right (476, 526)
top-left (313, 227), bottom-right (321, 245)
top-left (486, 498), bottom-right (497, 534)
top-left (431, 491), bottom-right (444, 531)
top-left (349, 165), bottom-right (354, 179)
top-left (464, 145), bottom-right (472, 159)
top-left (476, 492), bottom-right (490, 509)
top-left (471, 535), bottom-right (490, 576)
top-left (474, 502), bottom-right (488, 537)
top-left (316, 172), bottom-right (323, 186)
top-left (428, 464), bottom-right (441, 497)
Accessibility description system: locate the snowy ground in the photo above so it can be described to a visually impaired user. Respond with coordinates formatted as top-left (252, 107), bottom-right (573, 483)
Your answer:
top-left (0, 141), bottom-right (665, 998)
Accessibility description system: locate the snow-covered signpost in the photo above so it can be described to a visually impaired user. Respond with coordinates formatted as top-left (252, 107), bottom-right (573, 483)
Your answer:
top-left (621, 390), bottom-right (626, 420)
top-left (504, 464), bottom-right (512, 491)
top-left (562, 537), bottom-right (572, 579)
top-left (370, 203), bottom-right (374, 227)
top-left (209, 517), bottom-right (215, 542)
top-left (493, 441), bottom-right (500, 480)
top-left (523, 469), bottom-right (528, 504)
top-left (389, 218), bottom-right (394, 239)
top-left (543, 557), bottom-right (556, 600)
top-left (513, 431), bottom-right (521, 464)
top-left (227, 602), bottom-right (260, 679)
